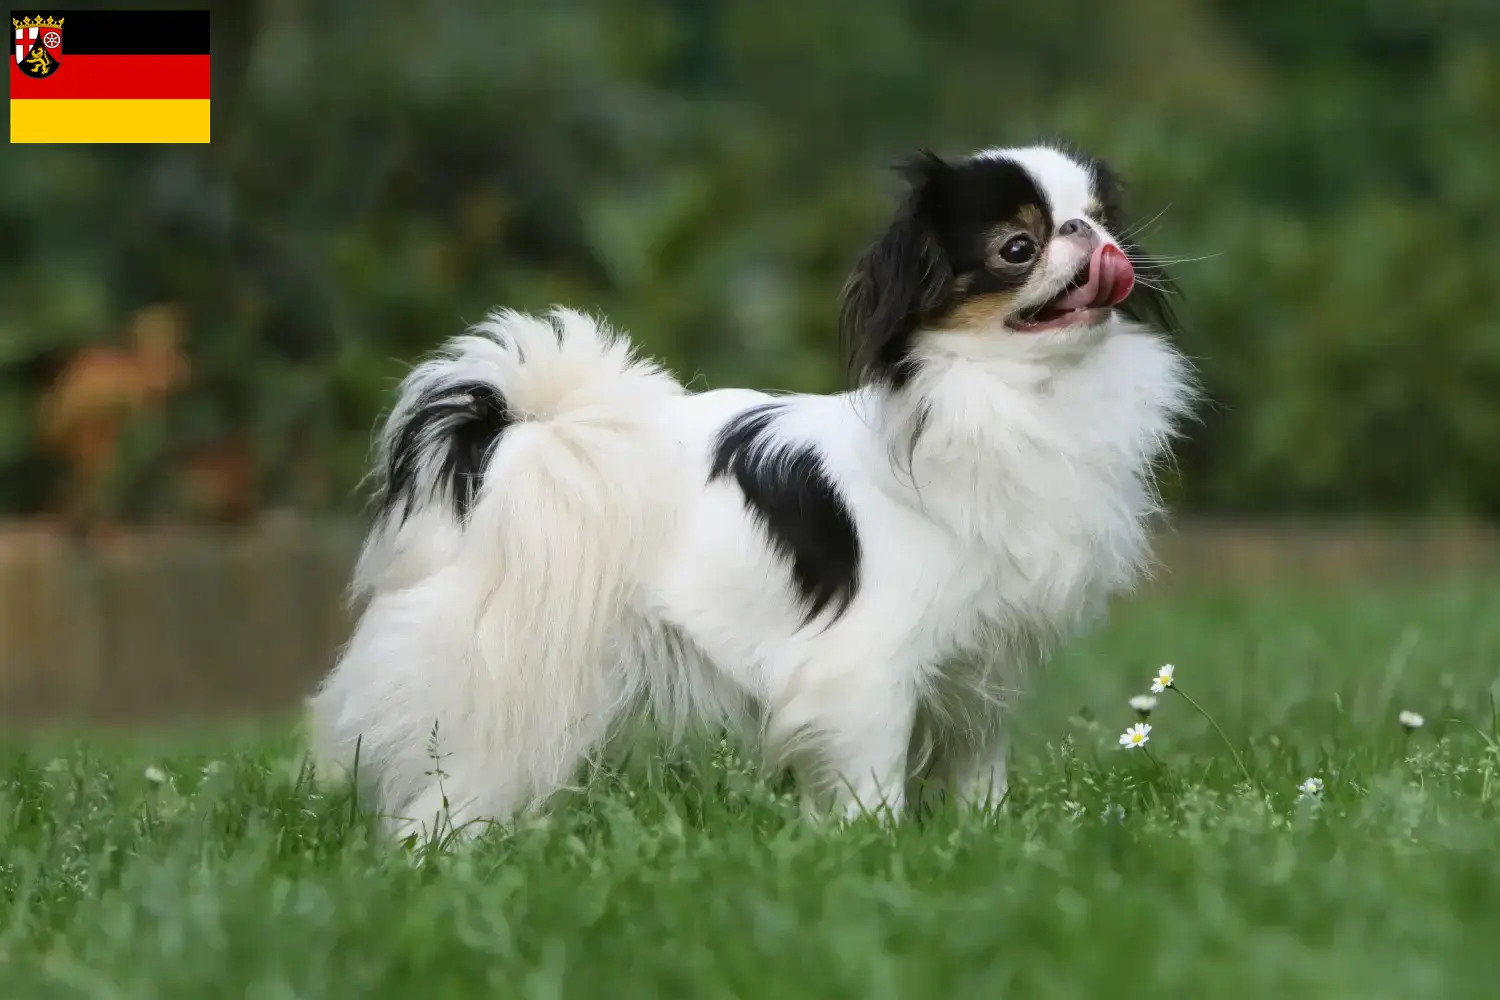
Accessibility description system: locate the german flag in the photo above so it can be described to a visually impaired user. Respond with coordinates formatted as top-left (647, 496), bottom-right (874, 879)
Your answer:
top-left (10, 9), bottom-right (209, 143)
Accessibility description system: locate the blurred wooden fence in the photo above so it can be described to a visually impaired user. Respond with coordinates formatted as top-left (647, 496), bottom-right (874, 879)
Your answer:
top-left (1, 516), bottom-right (1497, 725)
top-left (0, 516), bottom-right (360, 725)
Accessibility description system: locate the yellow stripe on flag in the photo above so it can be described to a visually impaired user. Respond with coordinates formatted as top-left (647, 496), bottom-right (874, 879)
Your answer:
top-left (10, 99), bottom-right (211, 144)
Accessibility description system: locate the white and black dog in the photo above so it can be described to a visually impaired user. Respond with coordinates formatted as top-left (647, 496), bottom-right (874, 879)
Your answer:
top-left (309, 144), bottom-right (1196, 839)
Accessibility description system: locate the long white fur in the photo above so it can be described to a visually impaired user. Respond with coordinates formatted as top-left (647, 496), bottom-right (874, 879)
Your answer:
top-left (307, 146), bottom-right (1196, 839)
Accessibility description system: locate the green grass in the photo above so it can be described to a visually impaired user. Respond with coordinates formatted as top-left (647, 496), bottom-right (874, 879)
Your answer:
top-left (6, 579), bottom-right (1500, 999)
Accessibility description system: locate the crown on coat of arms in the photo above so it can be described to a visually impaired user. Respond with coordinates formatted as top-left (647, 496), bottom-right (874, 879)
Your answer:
top-left (13, 15), bottom-right (65, 29)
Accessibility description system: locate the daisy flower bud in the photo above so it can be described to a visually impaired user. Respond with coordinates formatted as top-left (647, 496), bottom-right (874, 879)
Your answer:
top-left (1129, 694), bottom-right (1159, 718)
top-left (1398, 710), bottom-right (1424, 731)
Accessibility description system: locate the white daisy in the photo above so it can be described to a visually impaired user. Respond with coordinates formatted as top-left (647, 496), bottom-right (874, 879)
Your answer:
top-left (1119, 722), bottom-right (1152, 749)
top-left (143, 766), bottom-right (169, 785)
top-left (1150, 663), bottom-right (1176, 694)
top-left (1129, 694), bottom-right (1159, 717)
top-left (1297, 776), bottom-right (1324, 796)
top-left (1398, 710), bottom-right (1425, 731)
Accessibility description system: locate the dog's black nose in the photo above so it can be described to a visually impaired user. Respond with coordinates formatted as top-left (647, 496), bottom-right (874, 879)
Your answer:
top-left (1057, 218), bottom-right (1089, 237)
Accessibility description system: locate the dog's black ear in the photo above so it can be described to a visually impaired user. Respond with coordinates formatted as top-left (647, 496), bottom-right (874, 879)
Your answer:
top-left (839, 151), bottom-right (956, 387)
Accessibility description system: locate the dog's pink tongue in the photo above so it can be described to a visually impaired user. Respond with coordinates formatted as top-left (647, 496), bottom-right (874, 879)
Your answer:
top-left (1053, 244), bottom-right (1135, 311)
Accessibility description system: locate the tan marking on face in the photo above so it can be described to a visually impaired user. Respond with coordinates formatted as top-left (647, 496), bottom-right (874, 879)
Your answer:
top-left (1016, 204), bottom-right (1048, 234)
top-left (984, 205), bottom-right (1048, 246)
top-left (932, 290), bottom-right (1020, 330)
top-left (982, 204), bottom-right (1050, 267)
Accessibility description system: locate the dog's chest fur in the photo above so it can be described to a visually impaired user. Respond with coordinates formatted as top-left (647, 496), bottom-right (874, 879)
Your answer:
top-left (896, 330), bottom-right (1190, 672)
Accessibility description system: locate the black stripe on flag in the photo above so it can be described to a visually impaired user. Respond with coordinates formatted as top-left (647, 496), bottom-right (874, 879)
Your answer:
top-left (10, 9), bottom-right (210, 55)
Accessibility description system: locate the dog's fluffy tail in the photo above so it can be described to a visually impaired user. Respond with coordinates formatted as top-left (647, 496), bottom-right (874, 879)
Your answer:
top-left (309, 307), bottom-right (682, 837)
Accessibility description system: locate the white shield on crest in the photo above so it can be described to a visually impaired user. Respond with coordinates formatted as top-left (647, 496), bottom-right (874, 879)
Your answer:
top-left (15, 25), bottom-right (41, 66)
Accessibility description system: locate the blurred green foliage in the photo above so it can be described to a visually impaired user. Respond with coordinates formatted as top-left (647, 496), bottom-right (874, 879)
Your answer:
top-left (3, 0), bottom-right (1498, 518)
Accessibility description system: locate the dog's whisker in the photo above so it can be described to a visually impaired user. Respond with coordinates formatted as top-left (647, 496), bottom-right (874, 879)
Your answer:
top-left (1128, 253), bottom-right (1221, 266)
top-left (1118, 203), bottom-right (1172, 241)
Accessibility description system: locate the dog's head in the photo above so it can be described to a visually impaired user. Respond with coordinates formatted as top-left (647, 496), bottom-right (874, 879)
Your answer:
top-left (839, 145), bottom-right (1179, 385)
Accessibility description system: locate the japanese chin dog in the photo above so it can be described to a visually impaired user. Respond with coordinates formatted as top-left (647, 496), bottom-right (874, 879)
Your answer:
top-left (309, 143), bottom-right (1196, 840)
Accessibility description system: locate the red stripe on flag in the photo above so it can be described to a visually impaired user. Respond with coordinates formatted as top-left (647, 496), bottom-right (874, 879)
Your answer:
top-left (9, 55), bottom-right (211, 100)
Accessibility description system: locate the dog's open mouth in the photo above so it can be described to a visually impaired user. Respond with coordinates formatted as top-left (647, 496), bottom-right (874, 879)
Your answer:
top-left (1009, 244), bottom-right (1136, 332)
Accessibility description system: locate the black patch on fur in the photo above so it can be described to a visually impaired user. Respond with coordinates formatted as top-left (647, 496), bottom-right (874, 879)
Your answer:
top-left (838, 155), bottom-right (953, 388)
top-left (381, 380), bottom-right (513, 523)
top-left (709, 404), bottom-right (861, 625)
top-left (839, 152), bottom-right (1052, 387)
top-left (923, 156), bottom-right (1053, 276)
top-left (1085, 156), bottom-right (1183, 337)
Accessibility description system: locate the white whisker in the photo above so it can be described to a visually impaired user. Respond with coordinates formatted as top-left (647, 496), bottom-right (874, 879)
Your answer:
top-left (1119, 203), bottom-right (1173, 241)
top-left (1129, 252), bottom-right (1222, 266)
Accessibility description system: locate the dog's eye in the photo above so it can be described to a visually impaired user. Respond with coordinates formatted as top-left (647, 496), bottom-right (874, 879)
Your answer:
top-left (998, 235), bottom-right (1036, 265)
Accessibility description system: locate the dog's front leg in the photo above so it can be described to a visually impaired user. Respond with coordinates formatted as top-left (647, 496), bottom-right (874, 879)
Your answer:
top-left (946, 728), bottom-right (1009, 811)
top-left (767, 666), bottom-right (918, 822)
top-left (919, 711), bottom-right (1010, 814)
